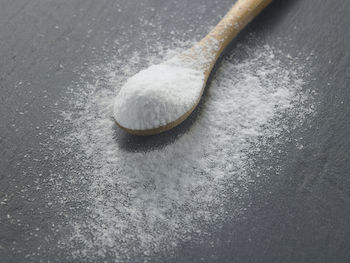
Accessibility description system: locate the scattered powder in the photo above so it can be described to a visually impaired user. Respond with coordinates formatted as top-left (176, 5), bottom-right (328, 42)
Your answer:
top-left (113, 58), bottom-right (205, 130)
top-left (55, 42), bottom-right (314, 262)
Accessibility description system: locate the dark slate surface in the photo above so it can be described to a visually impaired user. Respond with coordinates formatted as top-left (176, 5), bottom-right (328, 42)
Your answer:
top-left (0, 0), bottom-right (349, 262)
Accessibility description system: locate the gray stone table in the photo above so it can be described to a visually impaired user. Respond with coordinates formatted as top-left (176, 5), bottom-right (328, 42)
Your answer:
top-left (0, 0), bottom-right (349, 262)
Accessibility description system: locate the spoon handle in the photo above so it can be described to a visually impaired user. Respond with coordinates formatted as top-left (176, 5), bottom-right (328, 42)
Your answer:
top-left (188, 0), bottom-right (272, 74)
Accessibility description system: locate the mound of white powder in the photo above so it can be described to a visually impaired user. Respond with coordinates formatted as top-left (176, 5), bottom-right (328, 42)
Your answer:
top-left (52, 42), bottom-right (314, 262)
top-left (113, 59), bottom-right (205, 130)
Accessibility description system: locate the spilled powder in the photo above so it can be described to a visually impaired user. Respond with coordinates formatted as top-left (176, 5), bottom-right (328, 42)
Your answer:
top-left (56, 43), bottom-right (314, 262)
top-left (113, 58), bottom-right (205, 130)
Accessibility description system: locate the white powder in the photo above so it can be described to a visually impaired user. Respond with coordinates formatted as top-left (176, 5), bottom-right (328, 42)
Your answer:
top-left (54, 43), bottom-right (314, 262)
top-left (113, 59), bottom-right (204, 130)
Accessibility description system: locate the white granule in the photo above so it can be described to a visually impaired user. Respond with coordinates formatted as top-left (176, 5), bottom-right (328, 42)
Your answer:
top-left (113, 59), bottom-right (205, 130)
top-left (54, 43), bottom-right (314, 262)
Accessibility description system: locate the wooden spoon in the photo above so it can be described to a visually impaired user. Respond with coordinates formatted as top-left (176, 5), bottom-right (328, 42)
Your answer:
top-left (115, 0), bottom-right (272, 136)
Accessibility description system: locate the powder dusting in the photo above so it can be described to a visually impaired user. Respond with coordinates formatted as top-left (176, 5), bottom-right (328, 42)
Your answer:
top-left (113, 58), bottom-right (205, 130)
top-left (52, 41), bottom-right (314, 262)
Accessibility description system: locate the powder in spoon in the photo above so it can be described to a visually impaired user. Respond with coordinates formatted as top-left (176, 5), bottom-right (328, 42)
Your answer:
top-left (113, 58), bottom-right (205, 130)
